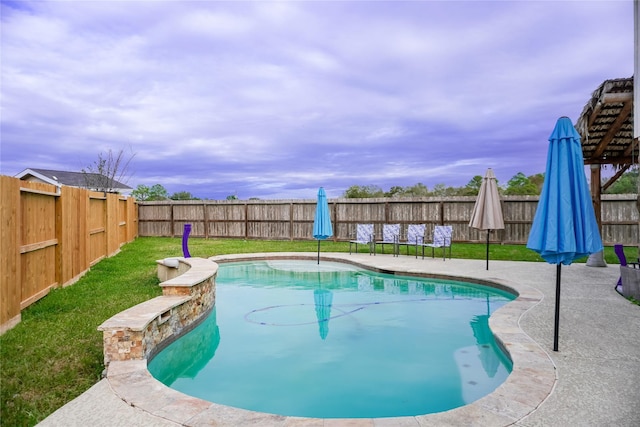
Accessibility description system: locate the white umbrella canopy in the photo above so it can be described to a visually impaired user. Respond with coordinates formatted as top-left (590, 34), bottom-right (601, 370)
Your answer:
top-left (469, 168), bottom-right (505, 270)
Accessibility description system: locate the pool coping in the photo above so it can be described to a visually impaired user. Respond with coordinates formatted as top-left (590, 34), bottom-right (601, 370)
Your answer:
top-left (103, 252), bottom-right (556, 426)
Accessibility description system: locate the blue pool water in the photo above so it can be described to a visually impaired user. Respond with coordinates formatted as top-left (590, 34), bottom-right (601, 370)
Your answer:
top-left (148, 260), bottom-right (515, 418)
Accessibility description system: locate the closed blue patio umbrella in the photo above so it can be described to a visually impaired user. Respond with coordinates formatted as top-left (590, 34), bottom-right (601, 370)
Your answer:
top-left (526, 116), bottom-right (603, 351)
top-left (313, 187), bottom-right (333, 264)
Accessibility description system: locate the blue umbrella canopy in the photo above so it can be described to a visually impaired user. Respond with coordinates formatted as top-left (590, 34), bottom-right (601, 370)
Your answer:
top-left (526, 116), bottom-right (603, 351)
top-left (313, 187), bottom-right (333, 240)
top-left (313, 187), bottom-right (333, 263)
top-left (527, 117), bottom-right (603, 264)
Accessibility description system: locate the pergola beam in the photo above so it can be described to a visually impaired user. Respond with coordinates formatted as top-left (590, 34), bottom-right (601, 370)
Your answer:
top-left (590, 101), bottom-right (633, 159)
top-left (601, 92), bottom-right (633, 104)
top-left (584, 155), bottom-right (637, 165)
top-left (622, 138), bottom-right (639, 158)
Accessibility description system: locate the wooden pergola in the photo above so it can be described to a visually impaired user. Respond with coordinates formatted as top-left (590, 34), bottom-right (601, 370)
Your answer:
top-left (575, 76), bottom-right (638, 232)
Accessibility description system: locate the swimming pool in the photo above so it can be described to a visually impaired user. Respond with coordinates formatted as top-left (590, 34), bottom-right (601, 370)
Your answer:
top-left (148, 260), bottom-right (515, 418)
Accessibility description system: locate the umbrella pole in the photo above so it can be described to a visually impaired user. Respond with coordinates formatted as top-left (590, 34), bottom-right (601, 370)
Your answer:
top-left (553, 263), bottom-right (561, 351)
top-left (486, 230), bottom-right (490, 270)
top-left (317, 240), bottom-right (320, 264)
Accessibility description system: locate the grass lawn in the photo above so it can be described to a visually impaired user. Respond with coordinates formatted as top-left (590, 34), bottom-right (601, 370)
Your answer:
top-left (0, 237), bottom-right (634, 426)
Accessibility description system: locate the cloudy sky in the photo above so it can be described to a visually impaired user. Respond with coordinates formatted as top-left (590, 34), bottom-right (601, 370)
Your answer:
top-left (0, 1), bottom-right (635, 200)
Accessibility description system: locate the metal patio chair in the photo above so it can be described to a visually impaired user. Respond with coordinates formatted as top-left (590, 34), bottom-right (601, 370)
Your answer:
top-left (349, 223), bottom-right (374, 255)
top-left (420, 225), bottom-right (453, 260)
top-left (397, 224), bottom-right (426, 257)
top-left (375, 223), bottom-right (400, 256)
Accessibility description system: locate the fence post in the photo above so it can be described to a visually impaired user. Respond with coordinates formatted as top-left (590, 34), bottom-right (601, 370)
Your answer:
top-left (244, 203), bottom-right (248, 239)
top-left (331, 202), bottom-right (338, 242)
top-left (170, 202), bottom-right (175, 237)
top-left (0, 176), bottom-right (22, 334)
top-left (289, 202), bottom-right (293, 241)
top-left (203, 203), bottom-right (209, 239)
top-left (55, 188), bottom-right (63, 289)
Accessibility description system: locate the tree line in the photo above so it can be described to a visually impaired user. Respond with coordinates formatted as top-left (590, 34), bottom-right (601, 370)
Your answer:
top-left (127, 171), bottom-right (638, 201)
top-left (343, 172), bottom-right (545, 198)
top-left (343, 170), bottom-right (638, 198)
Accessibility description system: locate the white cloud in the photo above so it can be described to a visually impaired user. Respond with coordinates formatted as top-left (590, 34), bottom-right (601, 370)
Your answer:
top-left (176, 9), bottom-right (253, 38)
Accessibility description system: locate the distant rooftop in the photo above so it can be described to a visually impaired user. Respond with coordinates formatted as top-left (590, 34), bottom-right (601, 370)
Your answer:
top-left (16, 168), bottom-right (132, 192)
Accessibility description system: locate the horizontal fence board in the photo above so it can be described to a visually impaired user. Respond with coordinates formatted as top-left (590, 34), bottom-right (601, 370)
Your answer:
top-left (20, 239), bottom-right (58, 254)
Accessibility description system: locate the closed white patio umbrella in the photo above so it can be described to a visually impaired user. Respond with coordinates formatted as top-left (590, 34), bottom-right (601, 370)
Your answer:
top-left (469, 168), bottom-right (504, 270)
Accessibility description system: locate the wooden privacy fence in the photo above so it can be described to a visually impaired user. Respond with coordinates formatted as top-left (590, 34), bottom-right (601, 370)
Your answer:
top-left (138, 195), bottom-right (638, 246)
top-left (0, 175), bottom-right (137, 334)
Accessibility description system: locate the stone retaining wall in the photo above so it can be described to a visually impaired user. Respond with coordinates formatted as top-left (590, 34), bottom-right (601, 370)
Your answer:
top-left (97, 257), bottom-right (217, 367)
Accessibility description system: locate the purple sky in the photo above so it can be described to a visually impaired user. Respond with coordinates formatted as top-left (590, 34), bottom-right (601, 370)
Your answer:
top-left (0, 1), bottom-right (634, 200)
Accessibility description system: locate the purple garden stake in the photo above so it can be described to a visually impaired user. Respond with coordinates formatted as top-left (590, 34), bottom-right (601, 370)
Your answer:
top-left (182, 224), bottom-right (192, 258)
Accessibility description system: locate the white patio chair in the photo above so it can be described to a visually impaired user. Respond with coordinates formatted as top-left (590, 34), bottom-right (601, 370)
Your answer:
top-left (397, 224), bottom-right (426, 257)
top-left (420, 225), bottom-right (453, 260)
top-left (349, 223), bottom-right (374, 255)
top-left (375, 223), bottom-right (400, 256)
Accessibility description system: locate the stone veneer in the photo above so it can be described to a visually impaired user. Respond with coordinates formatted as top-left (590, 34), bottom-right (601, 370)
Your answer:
top-left (98, 257), bottom-right (217, 367)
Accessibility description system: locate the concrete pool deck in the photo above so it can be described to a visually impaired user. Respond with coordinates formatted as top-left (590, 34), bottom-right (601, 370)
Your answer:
top-left (37, 253), bottom-right (640, 426)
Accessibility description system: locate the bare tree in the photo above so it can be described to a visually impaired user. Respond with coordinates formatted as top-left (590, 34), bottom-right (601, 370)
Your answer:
top-left (82, 148), bottom-right (135, 193)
